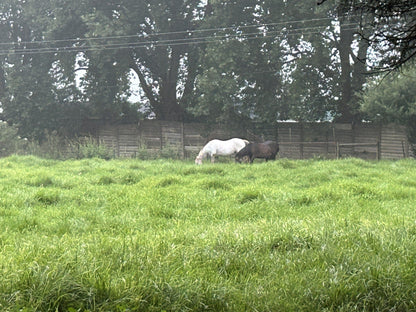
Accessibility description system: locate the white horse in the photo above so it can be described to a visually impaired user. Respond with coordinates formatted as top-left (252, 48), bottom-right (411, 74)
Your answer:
top-left (195, 138), bottom-right (249, 164)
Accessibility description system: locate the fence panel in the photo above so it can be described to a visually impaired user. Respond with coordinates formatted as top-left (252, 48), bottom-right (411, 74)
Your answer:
top-left (118, 125), bottom-right (140, 157)
top-left (277, 124), bottom-right (302, 158)
top-left (183, 123), bottom-right (206, 158)
top-left (381, 124), bottom-right (409, 159)
top-left (353, 124), bottom-right (380, 159)
top-left (94, 121), bottom-right (411, 160)
top-left (139, 120), bottom-right (161, 152)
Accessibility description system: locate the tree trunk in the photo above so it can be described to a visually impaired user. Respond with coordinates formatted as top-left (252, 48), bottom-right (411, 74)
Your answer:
top-left (130, 47), bottom-right (185, 121)
top-left (336, 13), bottom-right (354, 122)
top-left (336, 12), bottom-right (371, 123)
top-left (158, 46), bottom-right (185, 121)
top-left (352, 35), bottom-right (369, 95)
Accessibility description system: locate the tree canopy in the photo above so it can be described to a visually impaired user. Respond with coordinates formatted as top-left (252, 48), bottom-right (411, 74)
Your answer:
top-left (360, 65), bottom-right (416, 151)
top-left (0, 0), bottom-right (409, 141)
top-left (360, 67), bottom-right (416, 124)
top-left (318, 0), bottom-right (416, 71)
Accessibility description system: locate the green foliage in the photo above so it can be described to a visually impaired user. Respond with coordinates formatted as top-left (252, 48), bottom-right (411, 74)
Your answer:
top-left (0, 0), bottom-right (404, 138)
top-left (74, 136), bottom-right (114, 160)
top-left (0, 156), bottom-right (416, 311)
top-left (4, 133), bottom-right (114, 160)
top-left (360, 66), bottom-right (416, 123)
top-left (191, 0), bottom-right (370, 123)
top-left (360, 65), bottom-right (416, 152)
top-left (0, 122), bottom-right (27, 157)
top-left (0, 0), bottom-right (86, 141)
top-left (136, 144), bottom-right (182, 160)
top-left (80, 0), bottom-right (205, 121)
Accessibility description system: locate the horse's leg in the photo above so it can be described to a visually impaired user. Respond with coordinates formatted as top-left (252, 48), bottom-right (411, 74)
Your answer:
top-left (211, 154), bottom-right (215, 163)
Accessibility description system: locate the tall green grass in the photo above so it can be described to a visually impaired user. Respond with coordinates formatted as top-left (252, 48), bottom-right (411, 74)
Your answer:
top-left (0, 156), bottom-right (415, 311)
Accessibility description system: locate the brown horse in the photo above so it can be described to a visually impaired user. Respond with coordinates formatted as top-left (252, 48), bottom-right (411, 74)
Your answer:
top-left (235, 141), bottom-right (279, 163)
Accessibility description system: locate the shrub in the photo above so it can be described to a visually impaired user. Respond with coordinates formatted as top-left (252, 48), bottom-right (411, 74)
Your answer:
top-left (0, 122), bottom-right (28, 157)
top-left (135, 144), bottom-right (182, 160)
top-left (73, 136), bottom-right (114, 160)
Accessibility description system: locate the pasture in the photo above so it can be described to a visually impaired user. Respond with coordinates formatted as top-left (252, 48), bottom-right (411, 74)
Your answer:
top-left (0, 155), bottom-right (415, 311)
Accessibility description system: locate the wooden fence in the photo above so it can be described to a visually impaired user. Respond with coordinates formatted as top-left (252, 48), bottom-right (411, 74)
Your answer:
top-left (90, 120), bottom-right (413, 160)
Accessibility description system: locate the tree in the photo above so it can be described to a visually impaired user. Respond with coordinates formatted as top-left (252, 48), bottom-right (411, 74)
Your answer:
top-left (192, 0), bottom-right (373, 123)
top-left (326, 2), bottom-right (373, 122)
top-left (191, 0), bottom-right (326, 124)
top-left (82, 0), bottom-right (210, 122)
top-left (0, 0), bottom-right (397, 141)
top-left (359, 65), bottom-right (416, 152)
top-left (0, 0), bottom-right (210, 140)
top-left (0, 0), bottom-right (87, 141)
top-left (318, 0), bottom-right (416, 71)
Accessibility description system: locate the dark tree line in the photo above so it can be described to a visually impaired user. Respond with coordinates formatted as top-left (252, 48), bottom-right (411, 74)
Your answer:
top-left (0, 0), bottom-right (413, 141)
top-left (319, 0), bottom-right (416, 70)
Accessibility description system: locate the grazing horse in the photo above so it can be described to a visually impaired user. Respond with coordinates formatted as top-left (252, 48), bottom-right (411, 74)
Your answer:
top-left (235, 141), bottom-right (279, 163)
top-left (195, 138), bottom-right (249, 164)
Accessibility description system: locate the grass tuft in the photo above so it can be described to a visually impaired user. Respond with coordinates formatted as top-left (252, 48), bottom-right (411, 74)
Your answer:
top-left (33, 188), bottom-right (61, 205)
top-left (237, 189), bottom-right (263, 203)
top-left (97, 176), bottom-right (115, 185)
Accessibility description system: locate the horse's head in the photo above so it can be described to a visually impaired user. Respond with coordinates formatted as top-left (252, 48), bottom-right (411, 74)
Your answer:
top-left (235, 145), bottom-right (250, 163)
top-left (235, 155), bottom-right (250, 163)
top-left (195, 155), bottom-right (203, 165)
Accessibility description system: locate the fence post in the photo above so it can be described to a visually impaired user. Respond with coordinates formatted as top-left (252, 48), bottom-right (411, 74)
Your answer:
top-left (181, 121), bottom-right (185, 159)
top-left (402, 140), bottom-right (407, 158)
top-left (376, 141), bottom-right (381, 160)
top-left (137, 120), bottom-right (143, 150)
top-left (336, 142), bottom-right (339, 159)
top-left (116, 126), bottom-right (120, 157)
top-left (300, 123), bottom-right (304, 159)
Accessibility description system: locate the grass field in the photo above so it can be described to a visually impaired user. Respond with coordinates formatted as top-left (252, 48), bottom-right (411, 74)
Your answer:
top-left (0, 155), bottom-right (415, 311)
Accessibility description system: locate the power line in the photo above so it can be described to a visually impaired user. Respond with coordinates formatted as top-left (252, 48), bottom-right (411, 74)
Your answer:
top-left (0, 22), bottom-right (360, 56)
top-left (0, 15), bottom-right (360, 47)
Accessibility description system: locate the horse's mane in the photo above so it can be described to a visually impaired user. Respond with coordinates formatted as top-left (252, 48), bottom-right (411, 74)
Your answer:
top-left (196, 149), bottom-right (205, 159)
